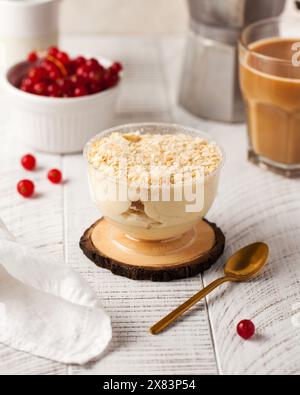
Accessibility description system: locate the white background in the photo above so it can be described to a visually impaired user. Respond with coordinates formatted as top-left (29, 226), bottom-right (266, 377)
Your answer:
top-left (60, 0), bottom-right (299, 35)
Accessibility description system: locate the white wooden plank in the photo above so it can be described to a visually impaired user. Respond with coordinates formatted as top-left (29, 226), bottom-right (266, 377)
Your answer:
top-left (63, 156), bottom-right (218, 375)
top-left (2, 35), bottom-right (299, 375)
top-left (0, 111), bottom-right (67, 375)
top-left (205, 132), bottom-right (300, 375)
top-left (160, 37), bottom-right (300, 375)
top-left (61, 37), bottom-right (218, 375)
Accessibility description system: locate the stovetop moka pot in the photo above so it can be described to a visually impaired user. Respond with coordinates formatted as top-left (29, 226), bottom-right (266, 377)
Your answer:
top-left (188, 0), bottom-right (286, 28)
top-left (179, 0), bottom-right (287, 123)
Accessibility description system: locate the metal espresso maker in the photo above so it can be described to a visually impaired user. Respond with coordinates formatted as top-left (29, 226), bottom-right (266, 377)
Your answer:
top-left (179, 0), bottom-right (286, 123)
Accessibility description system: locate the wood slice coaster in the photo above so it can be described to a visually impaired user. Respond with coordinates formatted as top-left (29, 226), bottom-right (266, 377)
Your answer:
top-left (80, 219), bottom-right (225, 282)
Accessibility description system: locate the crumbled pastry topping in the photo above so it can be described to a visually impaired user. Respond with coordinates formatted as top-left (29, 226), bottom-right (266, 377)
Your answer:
top-left (87, 131), bottom-right (222, 184)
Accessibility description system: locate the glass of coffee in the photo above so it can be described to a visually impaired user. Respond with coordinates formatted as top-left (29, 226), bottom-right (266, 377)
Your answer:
top-left (240, 17), bottom-right (300, 177)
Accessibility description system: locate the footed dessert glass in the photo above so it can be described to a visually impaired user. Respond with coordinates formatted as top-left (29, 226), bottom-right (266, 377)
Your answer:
top-left (84, 123), bottom-right (224, 241)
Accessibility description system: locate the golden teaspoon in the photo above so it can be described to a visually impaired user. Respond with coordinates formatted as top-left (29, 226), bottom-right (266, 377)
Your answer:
top-left (150, 242), bottom-right (269, 335)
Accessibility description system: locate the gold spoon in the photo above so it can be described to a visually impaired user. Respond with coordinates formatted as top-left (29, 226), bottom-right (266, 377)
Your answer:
top-left (150, 242), bottom-right (269, 335)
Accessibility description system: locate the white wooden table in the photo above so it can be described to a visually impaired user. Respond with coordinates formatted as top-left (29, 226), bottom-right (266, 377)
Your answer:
top-left (0, 36), bottom-right (300, 375)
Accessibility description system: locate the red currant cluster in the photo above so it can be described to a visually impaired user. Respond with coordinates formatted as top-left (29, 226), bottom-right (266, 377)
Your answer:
top-left (17, 154), bottom-right (62, 198)
top-left (20, 47), bottom-right (123, 98)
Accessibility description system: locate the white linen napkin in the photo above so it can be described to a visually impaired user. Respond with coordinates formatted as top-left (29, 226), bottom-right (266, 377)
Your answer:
top-left (0, 218), bottom-right (112, 365)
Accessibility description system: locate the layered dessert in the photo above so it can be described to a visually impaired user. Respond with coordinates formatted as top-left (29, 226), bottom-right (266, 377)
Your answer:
top-left (85, 125), bottom-right (223, 241)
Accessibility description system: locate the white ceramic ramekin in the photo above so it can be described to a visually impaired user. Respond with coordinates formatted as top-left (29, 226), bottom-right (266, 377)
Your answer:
top-left (4, 59), bottom-right (122, 154)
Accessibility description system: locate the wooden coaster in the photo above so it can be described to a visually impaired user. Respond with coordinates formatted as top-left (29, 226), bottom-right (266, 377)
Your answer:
top-left (80, 219), bottom-right (225, 282)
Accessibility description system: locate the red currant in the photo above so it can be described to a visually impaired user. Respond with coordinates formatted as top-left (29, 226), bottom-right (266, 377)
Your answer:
top-left (57, 51), bottom-right (70, 65)
top-left (28, 67), bottom-right (46, 84)
top-left (57, 79), bottom-right (73, 97)
top-left (49, 68), bottom-right (62, 81)
top-left (48, 169), bottom-right (62, 184)
top-left (42, 61), bottom-right (61, 79)
top-left (74, 85), bottom-right (88, 97)
top-left (74, 56), bottom-right (86, 67)
top-left (89, 82), bottom-right (103, 94)
top-left (41, 60), bottom-right (53, 72)
top-left (48, 46), bottom-right (59, 57)
top-left (66, 62), bottom-right (76, 76)
top-left (110, 62), bottom-right (123, 74)
top-left (33, 82), bottom-right (47, 96)
top-left (20, 78), bottom-right (34, 93)
top-left (88, 70), bottom-right (103, 83)
top-left (237, 320), bottom-right (256, 340)
top-left (70, 74), bottom-right (84, 85)
top-left (104, 70), bottom-right (119, 89)
top-left (86, 58), bottom-right (100, 71)
top-left (17, 180), bottom-right (35, 198)
top-left (21, 154), bottom-right (36, 171)
top-left (28, 51), bottom-right (38, 63)
top-left (21, 85), bottom-right (32, 93)
top-left (76, 65), bottom-right (89, 80)
top-left (47, 84), bottom-right (61, 97)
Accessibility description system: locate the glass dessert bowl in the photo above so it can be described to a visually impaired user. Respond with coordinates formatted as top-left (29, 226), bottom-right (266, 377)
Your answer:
top-left (84, 123), bottom-right (224, 242)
